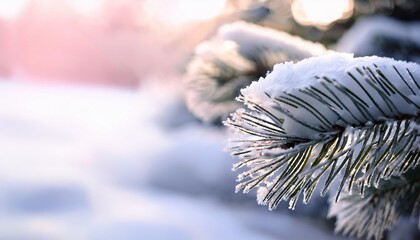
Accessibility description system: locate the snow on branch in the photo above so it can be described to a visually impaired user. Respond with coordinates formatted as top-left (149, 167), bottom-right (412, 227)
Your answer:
top-left (225, 52), bottom-right (420, 210)
top-left (184, 21), bottom-right (327, 124)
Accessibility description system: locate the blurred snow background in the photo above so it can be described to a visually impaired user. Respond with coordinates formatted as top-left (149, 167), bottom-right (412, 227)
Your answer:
top-left (0, 0), bottom-right (419, 239)
top-left (0, 80), bottom-right (343, 240)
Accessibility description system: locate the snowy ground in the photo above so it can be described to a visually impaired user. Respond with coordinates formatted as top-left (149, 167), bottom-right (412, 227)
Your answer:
top-left (0, 80), bottom-right (347, 239)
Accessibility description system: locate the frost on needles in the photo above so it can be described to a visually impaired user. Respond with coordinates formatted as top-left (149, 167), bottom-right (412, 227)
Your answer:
top-left (225, 52), bottom-right (420, 238)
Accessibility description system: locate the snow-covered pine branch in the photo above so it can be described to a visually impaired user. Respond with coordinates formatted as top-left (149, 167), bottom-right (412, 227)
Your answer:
top-left (328, 165), bottom-right (420, 240)
top-left (225, 52), bottom-right (420, 210)
top-left (184, 21), bottom-right (326, 124)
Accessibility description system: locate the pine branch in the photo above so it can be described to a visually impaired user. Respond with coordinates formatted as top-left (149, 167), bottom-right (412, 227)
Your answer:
top-left (184, 21), bottom-right (326, 124)
top-left (328, 166), bottom-right (420, 240)
top-left (225, 53), bottom-right (420, 210)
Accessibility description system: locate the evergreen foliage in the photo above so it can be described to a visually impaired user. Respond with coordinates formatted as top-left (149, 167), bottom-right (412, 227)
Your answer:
top-left (224, 53), bottom-right (420, 239)
top-left (328, 165), bottom-right (420, 239)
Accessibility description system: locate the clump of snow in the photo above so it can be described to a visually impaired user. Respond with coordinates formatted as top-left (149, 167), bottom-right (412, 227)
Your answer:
top-left (244, 53), bottom-right (354, 95)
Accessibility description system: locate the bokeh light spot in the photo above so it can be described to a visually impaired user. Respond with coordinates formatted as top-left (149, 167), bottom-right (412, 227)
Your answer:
top-left (292, 0), bottom-right (354, 29)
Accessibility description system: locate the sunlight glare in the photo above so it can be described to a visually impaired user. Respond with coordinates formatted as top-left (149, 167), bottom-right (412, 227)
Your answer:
top-left (143, 0), bottom-right (226, 27)
top-left (291, 0), bottom-right (353, 28)
top-left (0, 0), bottom-right (29, 19)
